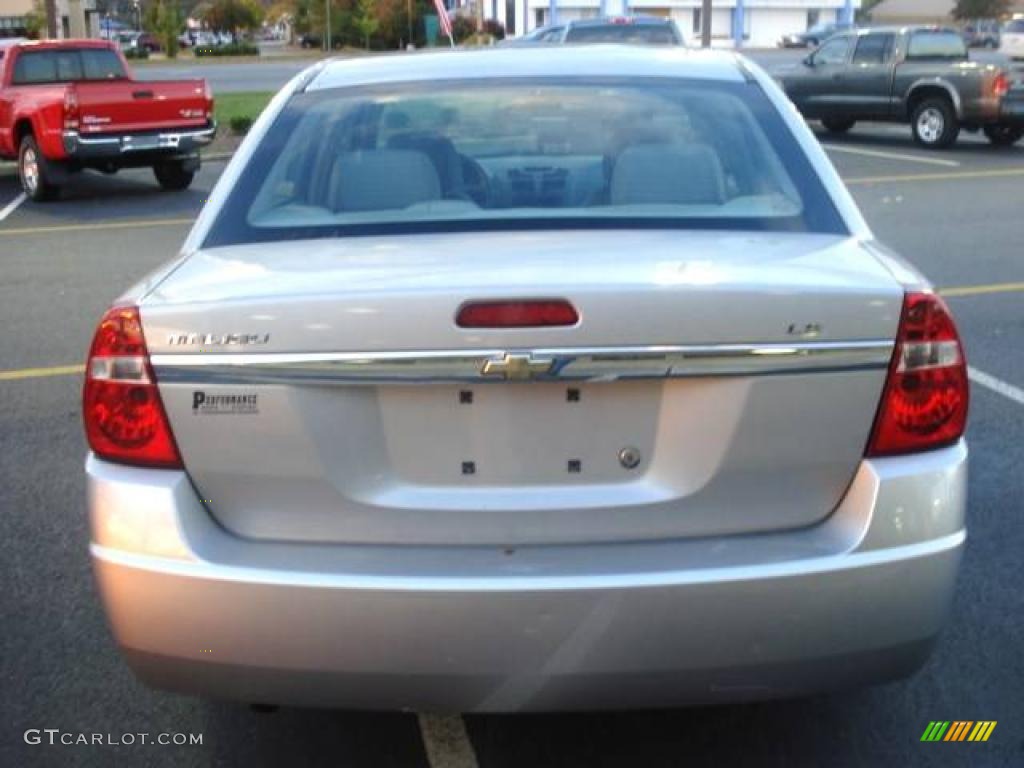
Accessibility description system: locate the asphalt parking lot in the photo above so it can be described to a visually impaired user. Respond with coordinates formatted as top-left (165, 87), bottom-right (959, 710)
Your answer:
top-left (1, 123), bottom-right (1023, 767)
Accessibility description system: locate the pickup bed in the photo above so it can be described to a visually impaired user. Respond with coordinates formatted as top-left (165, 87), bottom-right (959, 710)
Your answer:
top-left (779, 26), bottom-right (1024, 149)
top-left (0, 38), bottom-right (215, 200)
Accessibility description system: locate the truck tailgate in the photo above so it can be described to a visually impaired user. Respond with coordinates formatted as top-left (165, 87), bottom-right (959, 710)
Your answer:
top-left (73, 80), bottom-right (209, 135)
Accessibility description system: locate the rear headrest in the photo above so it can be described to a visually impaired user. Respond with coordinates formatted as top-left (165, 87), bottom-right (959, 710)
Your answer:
top-left (611, 144), bottom-right (726, 206)
top-left (329, 150), bottom-right (441, 212)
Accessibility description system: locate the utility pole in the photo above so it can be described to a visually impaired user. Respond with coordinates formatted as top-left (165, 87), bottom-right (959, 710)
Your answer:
top-left (407, 0), bottom-right (413, 47)
top-left (325, 0), bottom-right (332, 51)
top-left (45, 0), bottom-right (57, 38)
top-left (701, 0), bottom-right (711, 48)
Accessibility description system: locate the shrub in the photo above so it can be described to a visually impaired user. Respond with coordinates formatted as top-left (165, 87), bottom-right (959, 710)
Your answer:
top-left (482, 19), bottom-right (505, 40)
top-left (229, 115), bottom-right (254, 135)
top-left (123, 47), bottom-right (150, 60)
top-left (194, 42), bottom-right (260, 57)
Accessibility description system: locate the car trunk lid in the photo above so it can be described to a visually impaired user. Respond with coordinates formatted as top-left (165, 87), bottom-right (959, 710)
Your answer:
top-left (142, 230), bottom-right (902, 546)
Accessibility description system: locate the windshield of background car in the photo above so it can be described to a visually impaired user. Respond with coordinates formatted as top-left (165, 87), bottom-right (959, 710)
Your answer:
top-left (1006, 19), bottom-right (1024, 33)
top-left (204, 77), bottom-right (848, 247)
top-left (564, 24), bottom-right (678, 44)
top-left (12, 48), bottom-right (126, 84)
top-left (907, 31), bottom-right (968, 59)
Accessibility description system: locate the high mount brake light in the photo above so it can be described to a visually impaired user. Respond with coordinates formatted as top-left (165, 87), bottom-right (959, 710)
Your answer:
top-left (456, 299), bottom-right (579, 328)
top-left (866, 292), bottom-right (968, 457)
top-left (82, 306), bottom-right (182, 468)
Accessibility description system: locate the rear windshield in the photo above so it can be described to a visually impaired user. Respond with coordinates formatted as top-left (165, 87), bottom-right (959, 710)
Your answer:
top-left (12, 48), bottom-right (126, 85)
top-left (565, 24), bottom-right (679, 45)
top-left (204, 78), bottom-right (847, 248)
top-left (1007, 20), bottom-right (1024, 33)
top-left (906, 31), bottom-right (968, 59)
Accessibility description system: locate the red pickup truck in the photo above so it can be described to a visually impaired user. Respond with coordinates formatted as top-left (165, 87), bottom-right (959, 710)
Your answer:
top-left (0, 38), bottom-right (215, 201)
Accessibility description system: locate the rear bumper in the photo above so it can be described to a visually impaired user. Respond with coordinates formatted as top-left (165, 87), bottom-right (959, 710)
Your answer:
top-left (88, 441), bottom-right (967, 712)
top-left (1000, 91), bottom-right (1024, 124)
top-left (62, 122), bottom-right (216, 165)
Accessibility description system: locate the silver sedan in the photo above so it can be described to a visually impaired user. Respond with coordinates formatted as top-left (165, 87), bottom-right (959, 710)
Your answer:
top-left (84, 46), bottom-right (968, 712)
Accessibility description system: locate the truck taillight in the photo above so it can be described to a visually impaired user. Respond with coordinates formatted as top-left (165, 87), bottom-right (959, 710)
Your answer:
top-left (866, 292), bottom-right (968, 457)
top-left (993, 72), bottom-right (1010, 98)
top-left (63, 88), bottom-right (79, 131)
top-left (83, 306), bottom-right (182, 469)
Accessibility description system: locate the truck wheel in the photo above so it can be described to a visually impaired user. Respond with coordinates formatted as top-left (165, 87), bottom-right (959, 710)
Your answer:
top-left (983, 124), bottom-right (1024, 147)
top-left (153, 160), bottom-right (195, 191)
top-left (911, 98), bottom-right (959, 149)
top-left (821, 117), bottom-right (856, 134)
top-left (18, 135), bottom-right (60, 202)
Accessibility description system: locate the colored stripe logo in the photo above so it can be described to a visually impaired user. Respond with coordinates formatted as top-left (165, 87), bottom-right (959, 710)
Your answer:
top-left (921, 721), bottom-right (997, 742)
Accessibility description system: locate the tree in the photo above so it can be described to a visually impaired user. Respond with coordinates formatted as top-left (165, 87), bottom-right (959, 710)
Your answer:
top-left (952, 0), bottom-right (1010, 20)
top-left (145, 0), bottom-right (183, 57)
top-left (353, 0), bottom-right (379, 48)
top-left (24, 0), bottom-right (46, 39)
top-left (201, 0), bottom-right (265, 33)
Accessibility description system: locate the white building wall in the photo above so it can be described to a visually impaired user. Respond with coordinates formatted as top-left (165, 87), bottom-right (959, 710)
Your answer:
top-left (746, 8), bottom-right (807, 46)
top-left (508, 1), bottom-right (858, 41)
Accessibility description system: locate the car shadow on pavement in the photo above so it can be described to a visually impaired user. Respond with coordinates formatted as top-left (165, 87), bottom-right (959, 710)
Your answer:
top-left (42, 170), bottom-right (206, 211)
top-left (199, 702), bottom-right (428, 768)
top-left (0, 165), bottom-right (209, 225)
top-left (463, 686), bottom-right (943, 768)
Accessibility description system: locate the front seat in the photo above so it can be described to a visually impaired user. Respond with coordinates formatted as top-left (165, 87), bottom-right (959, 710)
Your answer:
top-left (387, 131), bottom-right (466, 199)
top-left (328, 149), bottom-right (441, 212)
top-left (610, 144), bottom-right (726, 206)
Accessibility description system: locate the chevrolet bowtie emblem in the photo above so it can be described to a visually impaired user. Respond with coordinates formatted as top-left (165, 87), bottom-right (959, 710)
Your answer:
top-left (481, 352), bottom-right (553, 380)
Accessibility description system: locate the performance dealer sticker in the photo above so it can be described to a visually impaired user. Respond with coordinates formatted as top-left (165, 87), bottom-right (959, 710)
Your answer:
top-left (192, 391), bottom-right (259, 415)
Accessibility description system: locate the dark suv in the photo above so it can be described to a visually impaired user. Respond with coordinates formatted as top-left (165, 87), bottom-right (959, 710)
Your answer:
top-left (779, 21), bottom-right (855, 48)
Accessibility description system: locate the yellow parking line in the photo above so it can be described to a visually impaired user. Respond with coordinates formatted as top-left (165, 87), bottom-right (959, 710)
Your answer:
top-left (846, 168), bottom-right (1024, 185)
top-left (940, 281), bottom-right (1024, 297)
top-left (0, 217), bottom-right (195, 237)
top-left (0, 364), bottom-right (83, 381)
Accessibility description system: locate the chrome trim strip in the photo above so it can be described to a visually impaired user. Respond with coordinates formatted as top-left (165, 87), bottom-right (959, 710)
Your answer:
top-left (151, 341), bottom-right (894, 386)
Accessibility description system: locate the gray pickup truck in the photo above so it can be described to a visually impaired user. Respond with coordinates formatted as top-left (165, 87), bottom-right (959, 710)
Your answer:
top-left (779, 26), bottom-right (1024, 148)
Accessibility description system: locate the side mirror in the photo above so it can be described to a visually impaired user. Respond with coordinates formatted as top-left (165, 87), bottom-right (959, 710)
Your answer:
top-left (803, 54), bottom-right (815, 67)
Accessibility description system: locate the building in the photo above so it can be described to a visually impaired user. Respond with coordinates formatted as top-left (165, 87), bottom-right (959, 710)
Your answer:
top-left (0, 0), bottom-right (97, 39)
top-left (0, 0), bottom-right (31, 37)
top-left (870, 0), bottom-right (1024, 24)
top-left (484, 0), bottom-right (860, 46)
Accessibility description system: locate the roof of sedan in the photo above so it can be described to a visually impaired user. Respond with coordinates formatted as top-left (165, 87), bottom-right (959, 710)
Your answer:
top-left (307, 46), bottom-right (747, 92)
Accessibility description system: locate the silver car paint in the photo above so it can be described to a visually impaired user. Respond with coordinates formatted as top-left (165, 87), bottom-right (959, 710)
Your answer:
top-left (89, 440), bottom-right (966, 711)
top-left (88, 48), bottom-right (966, 709)
top-left (140, 231), bottom-right (903, 546)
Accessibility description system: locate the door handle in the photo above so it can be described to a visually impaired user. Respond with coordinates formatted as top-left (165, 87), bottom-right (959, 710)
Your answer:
top-left (132, 90), bottom-right (154, 99)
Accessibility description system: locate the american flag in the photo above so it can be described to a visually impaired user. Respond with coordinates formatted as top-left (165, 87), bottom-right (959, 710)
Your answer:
top-left (433, 0), bottom-right (454, 45)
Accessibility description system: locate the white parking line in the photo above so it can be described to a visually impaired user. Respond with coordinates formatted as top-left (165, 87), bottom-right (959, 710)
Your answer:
top-left (969, 366), bottom-right (1024, 407)
top-left (822, 144), bottom-right (961, 168)
top-left (0, 192), bottom-right (26, 222)
top-left (417, 713), bottom-right (479, 768)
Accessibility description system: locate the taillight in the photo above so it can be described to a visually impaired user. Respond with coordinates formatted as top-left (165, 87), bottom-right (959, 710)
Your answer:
top-left (63, 88), bottom-right (79, 131)
top-left (866, 292), bottom-right (968, 457)
top-left (456, 299), bottom-right (579, 328)
top-left (83, 306), bottom-right (182, 469)
top-left (204, 81), bottom-right (214, 121)
top-left (993, 72), bottom-right (1009, 98)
